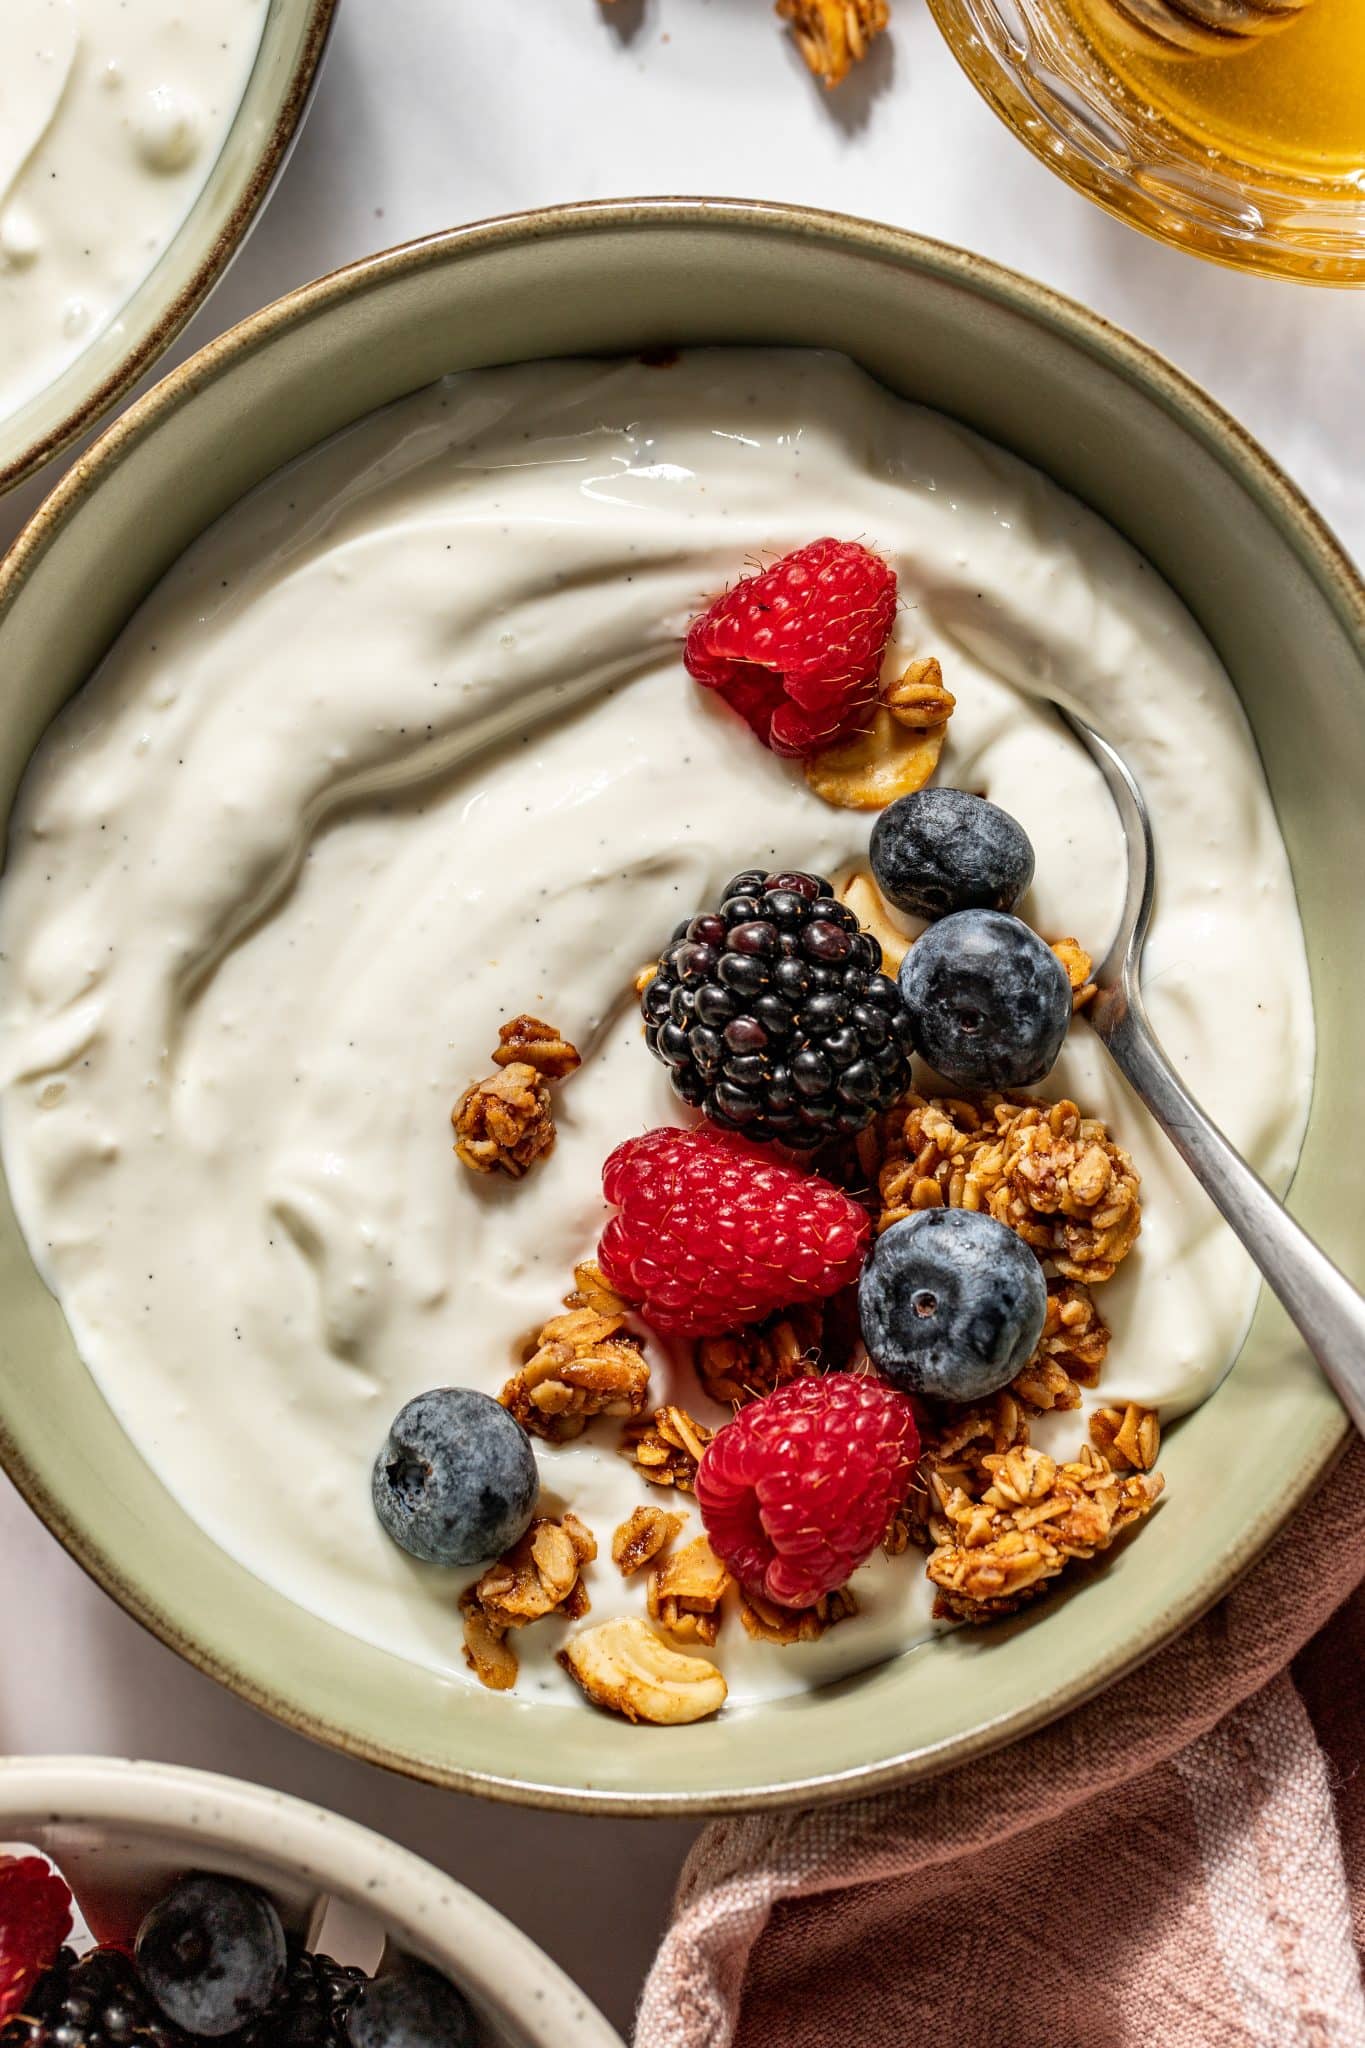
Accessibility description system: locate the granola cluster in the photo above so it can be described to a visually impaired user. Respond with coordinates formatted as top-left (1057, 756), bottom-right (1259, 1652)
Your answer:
top-left (620, 1405), bottom-right (714, 1492)
top-left (500, 1263), bottom-right (650, 1443)
top-left (922, 1431), bottom-right (1163, 1623)
top-left (869, 1091), bottom-right (1142, 1285)
top-left (694, 1290), bottom-right (858, 1408)
top-left (460, 1512), bottom-right (597, 1690)
top-left (452, 1014), bottom-right (580, 1178)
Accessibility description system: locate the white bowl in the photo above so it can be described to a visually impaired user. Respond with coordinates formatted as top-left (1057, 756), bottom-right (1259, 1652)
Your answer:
top-left (0, 1756), bottom-right (624, 2048)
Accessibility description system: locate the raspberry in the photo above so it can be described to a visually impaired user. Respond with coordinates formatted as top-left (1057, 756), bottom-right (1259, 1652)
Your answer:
top-left (697, 1374), bottom-right (919, 1607)
top-left (0, 1858), bottom-right (72, 2024)
top-left (597, 1123), bottom-right (869, 1338)
top-left (684, 539), bottom-right (897, 757)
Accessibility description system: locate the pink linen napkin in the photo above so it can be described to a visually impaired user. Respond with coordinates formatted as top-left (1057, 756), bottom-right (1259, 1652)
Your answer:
top-left (637, 1435), bottom-right (1365, 2048)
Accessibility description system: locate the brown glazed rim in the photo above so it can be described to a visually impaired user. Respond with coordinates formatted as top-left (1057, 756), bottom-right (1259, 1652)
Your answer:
top-left (0, 0), bottom-right (339, 497)
top-left (0, 199), bottom-right (1360, 1812)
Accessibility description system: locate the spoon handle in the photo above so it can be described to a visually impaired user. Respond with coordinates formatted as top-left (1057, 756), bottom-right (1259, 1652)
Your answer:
top-left (1092, 990), bottom-right (1365, 1438)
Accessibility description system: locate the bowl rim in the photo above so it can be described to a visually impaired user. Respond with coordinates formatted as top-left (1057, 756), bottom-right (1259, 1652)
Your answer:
top-left (922, 0), bottom-right (1365, 288)
top-left (0, 0), bottom-right (340, 498)
top-left (0, 1754), bottom-right (624, 2046)
top-left (0, 196), bottom-right (1359, 1813)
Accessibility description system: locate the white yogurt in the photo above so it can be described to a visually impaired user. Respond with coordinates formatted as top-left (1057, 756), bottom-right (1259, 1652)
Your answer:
top-left (0, 351), bottom-right (1315, 1706)
top-left (0, 0), bottom-right (268, 430)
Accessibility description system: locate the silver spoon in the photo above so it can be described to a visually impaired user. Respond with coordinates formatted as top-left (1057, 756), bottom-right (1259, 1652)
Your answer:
top-left (1060, 707), bottom-right (1365, 1437)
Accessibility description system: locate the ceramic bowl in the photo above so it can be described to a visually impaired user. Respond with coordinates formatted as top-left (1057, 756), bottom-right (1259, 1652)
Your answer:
top-left (0, 0), bottom-right (337, 496)
top-left (0, 199), bottom-right (1360, 1813)
top-left (0, 1756), bottom-right (621, 2048)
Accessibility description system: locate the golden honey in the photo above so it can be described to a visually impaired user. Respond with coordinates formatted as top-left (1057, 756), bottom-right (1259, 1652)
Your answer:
top-left (1076, 0), bottom-right (1365, 177)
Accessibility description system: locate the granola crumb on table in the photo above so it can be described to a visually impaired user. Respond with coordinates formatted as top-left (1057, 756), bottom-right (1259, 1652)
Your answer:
top-left (461, 1512), bottom-right (597, 1691)
top-left (776, 0), bottom-right (891, 88)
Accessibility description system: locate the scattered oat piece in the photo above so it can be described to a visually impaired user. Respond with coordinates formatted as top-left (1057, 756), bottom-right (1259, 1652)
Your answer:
top-left (460, 1511), bottom-right (598, 1691)
top-left (739, 1585), bottom-right (858, 1644)
top-left (838, 870), bottom-right (911, 974)
top-left (1090, 1402), bottom-right (1161, 1472)
top-left (453, 1017), bottom-right (581, 1178)
top-left (501, 1294), bottom-right (650, 1444)
top-left (805, 705), bottom-right (948, 812)
top-left (613, 1504), bottom-right (685, 1577)
top-left (883, 654), bottom-right (957, 731)
top-left (1011, 1278), bottom-right (1109, 1415)
top-left (559, 1615), bottom-right (728, 1724)
top-left (871, 1090), bottom-right (1141, 1284)
top-left (777, 0), bottom-right (890, 87)
top-left (492, 1014), bottom-right (582, 1080)
top-left (1051, 937), bottom-right (1098, 1012)
top-left (648, 1535), bottom-right (732, 1646)
top-left (621, 1406), bottom-right (714, 1493)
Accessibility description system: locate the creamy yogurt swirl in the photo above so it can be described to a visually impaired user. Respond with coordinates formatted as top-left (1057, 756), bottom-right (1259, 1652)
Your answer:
top-left (0, 0), bottom-right (268, 430)
top-left (0, 351), bottom-right (1314, 1704)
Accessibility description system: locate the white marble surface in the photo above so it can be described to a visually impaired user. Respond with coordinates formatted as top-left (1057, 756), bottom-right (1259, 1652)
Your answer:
top-left (2, 1), bottom-right (1362, 2035)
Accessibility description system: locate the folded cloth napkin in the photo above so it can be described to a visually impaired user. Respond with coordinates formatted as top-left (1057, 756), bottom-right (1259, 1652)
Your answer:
top-left (637, 1435), bottom-right (1365, 2048)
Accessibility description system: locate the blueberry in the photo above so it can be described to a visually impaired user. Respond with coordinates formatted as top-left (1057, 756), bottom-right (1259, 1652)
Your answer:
top-left (859, 1208), bottom-right (1047, 1401)
top-left (897, 908), bottom-right (1071, 1090)
top-left (136, 1876), bottom-right (286, 2038)
top-left (346, 1963), bottom-right (475, 2048)
top-left (373, 1388), bottom-right (537, 1567)
top-left (871, 788), bottom-right (1035, 920)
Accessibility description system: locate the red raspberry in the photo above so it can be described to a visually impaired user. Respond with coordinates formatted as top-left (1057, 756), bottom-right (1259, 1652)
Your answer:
top-left (597, 1123), bottom-right (869, 1339)
top-left (0, 1854), bottom-right (72, 2022)
top-left (697, 1374), bottom-right (919, 1607)
top-left (684, 538), bottom-right (897, 757)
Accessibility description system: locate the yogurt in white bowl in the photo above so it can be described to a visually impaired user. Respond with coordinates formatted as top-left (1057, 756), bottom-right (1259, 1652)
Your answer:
top-left (0, 348), bottom-right (1314, 1712)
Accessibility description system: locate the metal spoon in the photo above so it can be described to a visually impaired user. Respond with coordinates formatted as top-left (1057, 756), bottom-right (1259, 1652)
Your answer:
top-left (1060, 707), bottom-right (1365, 1437)
top-left (1092, 0), bottom-right (1314, 59)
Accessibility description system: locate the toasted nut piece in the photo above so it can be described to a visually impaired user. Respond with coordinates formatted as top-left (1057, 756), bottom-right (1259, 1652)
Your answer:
top-left (634, 962), bottom-right (658, 996)
top-left (559, 1616), bottom-right (728, 1724)
top-left (613, 1504), bottom-right (685, 1577)
top-left (565, 1259), bottom-right (628, 1315)
top-left (805, 706), bottom-right (948, 811)
top-left (838, 870), bottom-right (910, 973)
top-left (492, 1014), bottom-right (581, 1080)
top-left (883, 655), bottom-right (957, 730)
top-left (460, 1601), bottom-right (520, 1691)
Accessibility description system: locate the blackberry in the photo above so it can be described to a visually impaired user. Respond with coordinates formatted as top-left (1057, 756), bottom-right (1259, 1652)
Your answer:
top-left (641, 867), bottom-right (915, 1147)
top-left (0, 1945), bottom-right (189, 2048)
top-left (230, 1948), bottom-right (367, 2048)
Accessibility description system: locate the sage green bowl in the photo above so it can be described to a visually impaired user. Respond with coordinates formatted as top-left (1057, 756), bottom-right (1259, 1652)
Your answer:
top-left (0, 0), bottom-right (337, 496)
top-left (0, 1757), bottom-right (621, 2047)
top-left (0, 200), bottom-right (1360, 1814)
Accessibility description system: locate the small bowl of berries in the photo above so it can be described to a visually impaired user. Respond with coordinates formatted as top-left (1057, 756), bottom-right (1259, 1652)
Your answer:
top-left (0, 1757), bottom-right (621, 2048)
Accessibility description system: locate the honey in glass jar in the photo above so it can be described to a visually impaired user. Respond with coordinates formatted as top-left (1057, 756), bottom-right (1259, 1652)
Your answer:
top-left (1075, 0), bottom-right (1365, 178)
